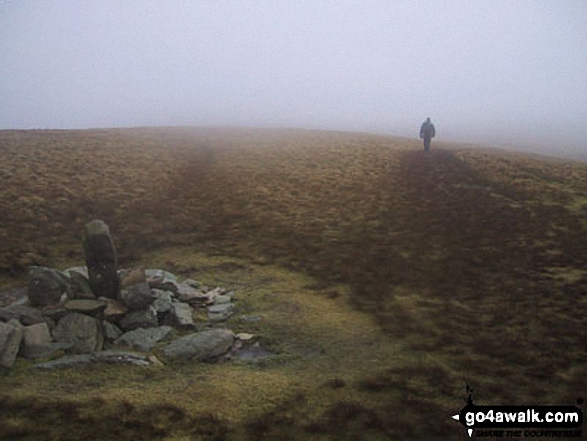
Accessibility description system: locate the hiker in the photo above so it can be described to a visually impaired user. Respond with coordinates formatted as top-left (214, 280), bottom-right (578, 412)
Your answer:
top-left (419, 117), bottom-right (436, 152)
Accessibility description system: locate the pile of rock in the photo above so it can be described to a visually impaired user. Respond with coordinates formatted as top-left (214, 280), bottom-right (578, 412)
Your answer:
top-left (0, 266), bottom-right (239, 369)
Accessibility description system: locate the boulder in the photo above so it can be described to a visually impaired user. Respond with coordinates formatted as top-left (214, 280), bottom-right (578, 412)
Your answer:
top-left (162, 329), bottom-right (234, 361)
top-left (102, 321), bottom-right (123, 341)
top-left (64, 299), bottom-right (107, 315)
top-left (119, 306), bottom-right (158, 331)
top-left (114, 326), bottom-right (174, 352)
top-left (22, 322), bottom-right (52, 347)
top-left (27, 266), bottom-right (74, 306)
top-left (207, 304), bottom-right (234, 322)
top-left (0, 305), bottom-right (55, 328)
top-left (160, 302), bottom-right (195, 329)
top-left (152, 289), bottom-right (173, 315)
top-left (82, 220), bottom-right (119, 300)
top-left (119, 282), bottom-right (155, 311)
top-left (53, 313), bottom-right (104, 354)
top-left (0, 322), bottom-right (23, 367)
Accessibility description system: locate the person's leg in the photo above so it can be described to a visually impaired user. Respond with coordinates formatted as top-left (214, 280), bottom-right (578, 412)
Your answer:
top-left (424, 138), bottom-right (430, 151)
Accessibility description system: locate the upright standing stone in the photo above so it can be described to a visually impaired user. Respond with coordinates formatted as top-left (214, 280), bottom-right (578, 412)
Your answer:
top-left (82, 220), bottom-right (119, 300)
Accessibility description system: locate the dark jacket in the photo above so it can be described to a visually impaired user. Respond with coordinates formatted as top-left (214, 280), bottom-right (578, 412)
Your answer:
top-left (420, 121), bottom-right (436, 139)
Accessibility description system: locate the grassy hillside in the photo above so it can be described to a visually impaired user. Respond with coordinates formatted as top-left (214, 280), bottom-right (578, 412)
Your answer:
top-left (0, 127), bottom-right (586, 440)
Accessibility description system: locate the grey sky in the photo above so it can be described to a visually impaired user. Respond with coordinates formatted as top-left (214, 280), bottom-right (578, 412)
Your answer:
top-left (1, 1), bottom-right (586, 154)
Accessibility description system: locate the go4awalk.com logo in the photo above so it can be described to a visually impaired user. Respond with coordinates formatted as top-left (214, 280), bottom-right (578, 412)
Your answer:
top-left (451, 385), bottom-right (583, 438)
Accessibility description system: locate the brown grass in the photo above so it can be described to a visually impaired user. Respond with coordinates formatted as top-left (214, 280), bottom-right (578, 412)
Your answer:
top-left (0, 127), bottom-right (586, 440)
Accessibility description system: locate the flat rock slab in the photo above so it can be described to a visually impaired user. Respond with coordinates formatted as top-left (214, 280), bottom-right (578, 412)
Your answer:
top-left (21, 342), bottom-right (72, 360)
top-left (34, 351), bottom-right (150, 369)
top-left (64, 299), bottom-right (107, 314)
top-left (162, 329), bottom-right (234, 361)
top-left (114, 326), bottom-right (174, 352)
top-left (100, 298), bottom-right (128, 321)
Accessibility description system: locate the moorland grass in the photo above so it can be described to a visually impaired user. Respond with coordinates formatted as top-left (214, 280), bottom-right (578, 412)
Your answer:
top-left (0, 127), bottom-right (585, 440)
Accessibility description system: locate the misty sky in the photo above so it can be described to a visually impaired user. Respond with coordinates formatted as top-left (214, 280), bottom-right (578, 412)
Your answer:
top-left (1, 1), bottom-right (586, 154)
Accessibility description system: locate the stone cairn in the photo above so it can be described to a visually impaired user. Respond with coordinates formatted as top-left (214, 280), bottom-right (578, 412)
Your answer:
top-left (0, 220), bottom-right (259, 370)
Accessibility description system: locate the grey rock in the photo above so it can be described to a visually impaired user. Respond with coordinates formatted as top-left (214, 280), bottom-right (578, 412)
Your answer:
top-left (120, 282), bottom-right (155, 311)
top-left (207, 287), bottom-right (228, 297)
top-left (41, 308), bottom-right (70, 324)
top-left (102, 321), bottom-right (123, 341)
top-left (33, 354), bottom-right (93, 369)
top-left (207, 304), bottom-right (234, 322)
top-left (64, 299), bottom-right (107, 314)
top-left (0, 305), bottom-right (55, 328)
top-left (149, 278), bottom-right (181, 294)
top-left (114, 326), bottom-right (174, 352)
top-left (119, 306), bottom-right (158, 331)
top-left (7, 318), bottom-right (23, 330)
top-left (162, 329), bottom-right (234, 361)
top-left (63, 266), bottom-right (89, 279)
top-left (100, 297), bottom-right (128, 322)
top-left (175, 284), bottom-right (203, 303)
top-left (182, 278), bottom-right (202, 289)
top-left (160, 303), bottom-right (195, 329)
top-left (118, 268), bottom-right (147, 288)
top-left (0, 322), bottom-right (22, 367)
top-left (145, 269), bottom-right (178, 282)
top-left (53, 313), bottom-right (104, 354)
top-left (82, 220), bottom-right (119, 300)
top-left (152, 289), bottom-right (173, 315)
top-left (64, 271), bottom-right (94, 300)
top-left (34, 351), bottom-right (153, 369)
top-left (213, 294), bottom-right (232, 305)
top-left (92, 351), bottom-right (150, 366)
top-left (10, 295), bottom-right (30, 307)
top-left (27, 266), bottom-right (74, 307)
top-left (23, 322), bottom-right (52, 347)
top-left (21, 342), bottom-right (72, 360)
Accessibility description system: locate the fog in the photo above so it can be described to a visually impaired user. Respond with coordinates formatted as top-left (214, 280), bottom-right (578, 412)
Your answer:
top-left (1, 1), bottom-right (586, 156)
